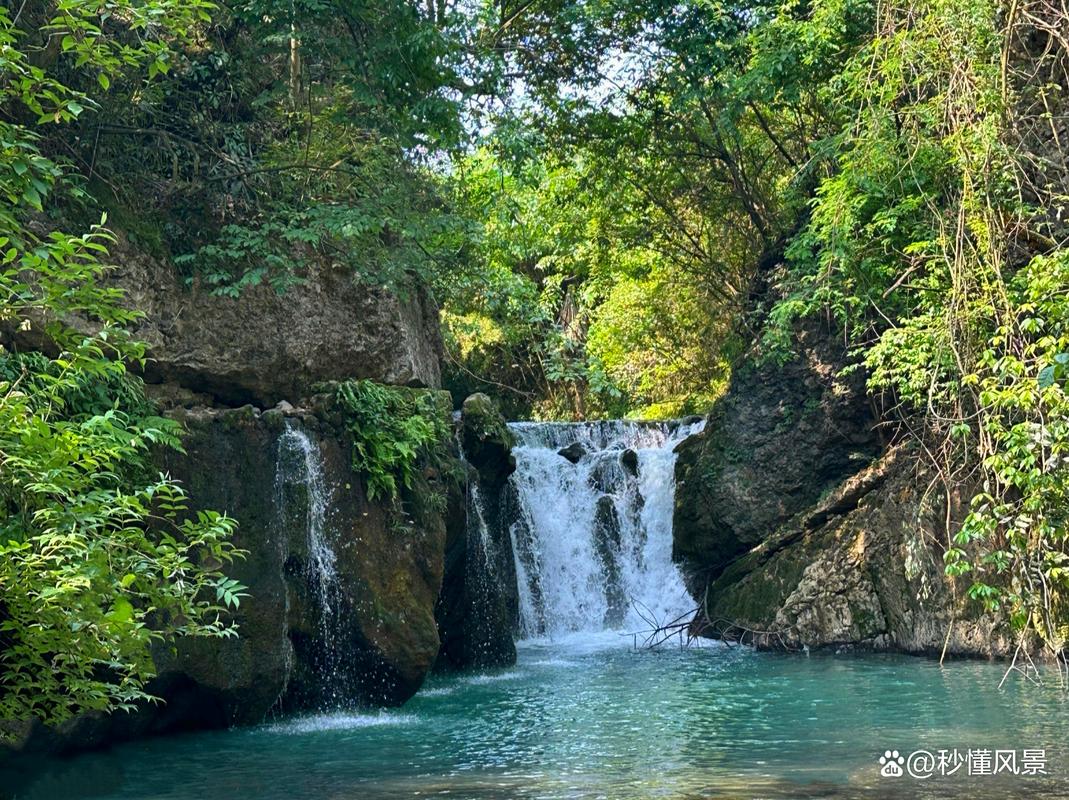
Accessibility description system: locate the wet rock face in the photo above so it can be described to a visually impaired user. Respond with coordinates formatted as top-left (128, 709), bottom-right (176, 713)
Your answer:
top-left (113, 234), bottom-right (442, 406)
top-left (673, 321), bottom-right (882, 592)
top-left (272, 411), bottom-right (451, 710)
top-left (668, 317), bottom-right (1014, 656)
top-left (168, 401), bottom-right (452, 711)
top-left (558, 442), bottom-right (586, 464)
top-left (7, 398), bottom-right (455, 756)
top-left (699, 448), bottom-right (1012, 656)
top-left (436, 394), bottom-right (518, 670)
top-left (594, 496), bottom-right (626, 628)
top-left (459, 393), bottom-right (516, 493)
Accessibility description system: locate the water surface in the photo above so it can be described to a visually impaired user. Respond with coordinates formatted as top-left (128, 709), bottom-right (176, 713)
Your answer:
top-left (9, 639), bottom-right (1069, 800)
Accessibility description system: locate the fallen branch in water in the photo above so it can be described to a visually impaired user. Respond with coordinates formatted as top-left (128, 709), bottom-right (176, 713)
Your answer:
top-left (999, 640), bottom-right (1043, 689)
top-left (628, 603), bottom-right (699, 650)
top-left (628, 587), bottom-right (804, 652)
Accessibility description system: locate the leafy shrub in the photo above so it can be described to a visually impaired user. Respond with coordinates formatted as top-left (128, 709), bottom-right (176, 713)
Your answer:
top-left (335, 380), bottom-right (451, 502)
top-left (0, 0), bottom-right (245, 731)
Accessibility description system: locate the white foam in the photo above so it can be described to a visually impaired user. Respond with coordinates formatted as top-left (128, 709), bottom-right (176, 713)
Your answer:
top-left (507, 419), bottom-right (705, 641)
top-left (267, 712), bottom-right (416, 734)
top-left (416, 687), bottom-right (456, 697)
top-left (528, 658), bottom-right (579, 667)
top-left (462, 671), bottom-right (525, 685)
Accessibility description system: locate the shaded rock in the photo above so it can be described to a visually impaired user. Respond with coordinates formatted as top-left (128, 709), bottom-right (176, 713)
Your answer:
top-left (620, 448), bottom-right (639, 476)
top-left (593, 496), bottom-right (626, 628)
top-left (1, 231), bottom-right (444, 407)
top-left (670, 308), bottom-right (1016, 657)
top-left (459, 393), bottom-right (516, 492)
top-left (169, 398), bottom-right (453, 710)
top-left (673, 320), bottom-right (882, 592)
top-left (698, 447), bottom-right (1013, 656)
top-left (436, 394), bottom-right (518, 670)
top-left (276, 406), bottom-right (453, 709)
top-left (558, 442), bottom-right (586, 463)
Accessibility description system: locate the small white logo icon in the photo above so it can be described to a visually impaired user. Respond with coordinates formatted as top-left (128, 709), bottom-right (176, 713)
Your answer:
top-left (880, 750), bottom-right (905, 777)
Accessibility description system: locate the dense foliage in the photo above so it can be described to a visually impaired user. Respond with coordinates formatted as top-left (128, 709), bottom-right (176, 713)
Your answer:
top-left (5, 0), bottom-right (1069, 728)
top-left (0, 1), bottom-right (244, 731)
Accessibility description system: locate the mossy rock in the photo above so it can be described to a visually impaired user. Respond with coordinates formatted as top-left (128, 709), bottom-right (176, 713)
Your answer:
top-left (460, 393), bottom-right (515, 491)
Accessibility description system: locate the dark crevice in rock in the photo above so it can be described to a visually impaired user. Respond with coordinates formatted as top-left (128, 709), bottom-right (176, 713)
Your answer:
top-left (434, 394), bottom-right (518, 671)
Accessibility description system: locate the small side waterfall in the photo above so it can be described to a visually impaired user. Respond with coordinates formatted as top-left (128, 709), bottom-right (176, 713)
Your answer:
top-left (438, 421), bottom-right (519, 669)
top-left (507, 418), bottom-right (705, 640)
top-left (275, 421), bottom-right (344, 705)
top-left (467, 482), bottom-right (498, 579)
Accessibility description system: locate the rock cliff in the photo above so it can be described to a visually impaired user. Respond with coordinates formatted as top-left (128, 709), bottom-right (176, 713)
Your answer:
top-left (1, 230), bottom-right (444, 406)
top-left (5, 392), bottom-right (459, 755)
top-left (673, 322), bottom-right (882, 592)
top-left (127, 245), bottom-right (442, 404)
top-left (435, 394), bottom-right (519, 669)
top-left (691, 447), bottom-right (1012, 655)
top-left (672, 320), bottom-right (1013, 656)
top-left (0, 229), bottom-right (473, 756)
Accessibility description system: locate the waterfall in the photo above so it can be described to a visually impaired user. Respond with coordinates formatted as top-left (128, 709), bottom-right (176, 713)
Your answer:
top-left (454, 423), bottom-right (500, 583)
top-left (468, 482), bottom-right (497, 577)
top-left (507, 418), bottom-right (705, 640)
top-left (275, 421), bottom-right (343, 704)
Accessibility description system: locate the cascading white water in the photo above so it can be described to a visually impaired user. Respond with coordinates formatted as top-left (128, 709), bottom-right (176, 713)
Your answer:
top-left (468, 482), bottom-right (497, 576)
top-left (276, 421), bottom-right (343, 701)
top-left (277, 422), bottom-right (337, 605)
top-left (454, 423), bottom-right (499, 581)
top-left (507, 418), bottom-right (705, 640)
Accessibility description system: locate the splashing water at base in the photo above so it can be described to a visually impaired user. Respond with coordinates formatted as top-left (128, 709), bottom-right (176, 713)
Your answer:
top-left (507, 418), bottom-right (705, 640)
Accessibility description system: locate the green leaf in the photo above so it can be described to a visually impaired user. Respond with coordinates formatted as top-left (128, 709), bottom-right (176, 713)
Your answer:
top-left (106, 598), bottom-right (135, 624)
top-left (1039, 365), bottom-right (1056, 388)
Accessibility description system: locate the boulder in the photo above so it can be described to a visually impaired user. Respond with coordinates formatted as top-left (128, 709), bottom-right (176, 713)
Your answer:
top-left (697, 447), bottom-right (1013, 656)
top-left (558, 442), bottom-right (586, 463)
top-left (673, 320), bottom-right (882, 592)
top-left (671, 313), bottom-right (1013, 657)
top-left (169, 397), bottom-right (453, 710)
top-left (1, 231), bottom-right (444, 407)
top-left (459, 393), bottom-right (516, 492)
top-left (436, 394), bottom-right (518, 669)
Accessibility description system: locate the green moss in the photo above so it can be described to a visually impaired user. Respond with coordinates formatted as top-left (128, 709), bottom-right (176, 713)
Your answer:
top-left (709, 532), bottom-right (818, 626)
top-left (461, 392), bottom-right (515, 448)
